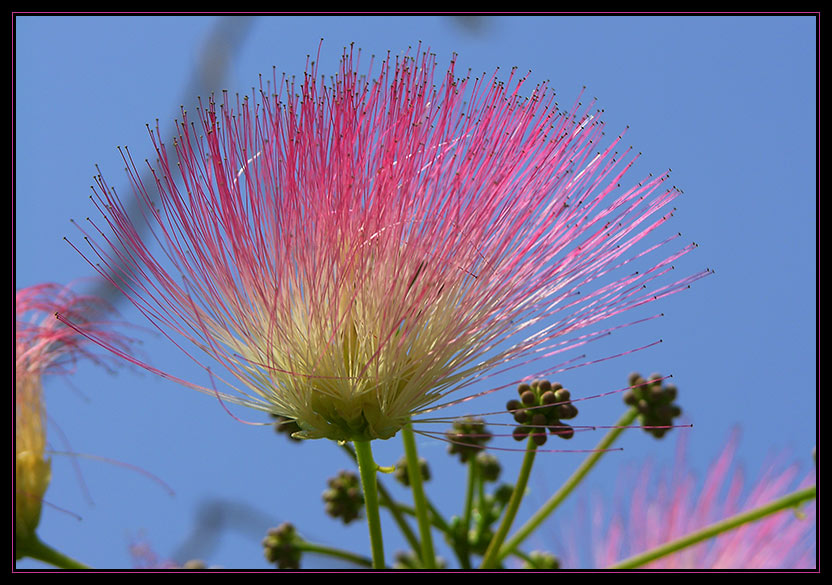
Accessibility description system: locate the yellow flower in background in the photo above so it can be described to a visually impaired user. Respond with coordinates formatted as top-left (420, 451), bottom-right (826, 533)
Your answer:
top-left (15, 283), bottom-right (132, 545)
top-left (15, 361), bottom-right (51, 542)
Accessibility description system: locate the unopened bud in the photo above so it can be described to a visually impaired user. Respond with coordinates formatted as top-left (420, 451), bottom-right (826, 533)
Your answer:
top-left (394, 455), bottom-right (431, 486)
top-left (446, 417), bottom-right (492, 463)
top-left (263, 523), bottom-right (303, 569)
top-left (322, 470), bottom-right (363, 524)
top-left (476, 452), bottom-right (502, 482)
top-left (509, 379), bottom-right (579, 444)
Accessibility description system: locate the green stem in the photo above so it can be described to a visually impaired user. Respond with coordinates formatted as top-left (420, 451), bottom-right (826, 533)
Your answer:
top-left (401, 422), bottom-right (437, 569)
top-left (378, 484), bottom-right (421, 554)
top-left (354, 440), bottom-right (385, 569)
top-left (497, 408), bottom-right (638, 562)
top-left (477, 462), bottom-right (487, 508)
top-left (480, 436), bottom-right (538, 569)
top-left (457, 457), bottom-right (478, 569)
top-left (511, 549), bottom-right (534, 565)
top-left (376, 482), bottom-right (422, 554)
top-left (381, 500), bottom-right (451, 533)
top-left (298, 542), bottom-right (374, 568)
top-left (17, 535), bottom-right (91, 570)
top-left (463, 457), bottom-right (477, 533)
top-left (339, 443), bottom-right (421, 553)
top-left (609, 484), bottom-right (817, 569)
top-left (426, 500), bottom-right (451, 534)
top-left (346, 437), bottom-right (448, 540)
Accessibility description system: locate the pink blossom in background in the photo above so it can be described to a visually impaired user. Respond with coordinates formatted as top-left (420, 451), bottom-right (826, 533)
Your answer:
top-left (69, 46), bottom-right (708, 442)
top-left (16, 283), bottom-right (132, 380)
top-left (558, 431), bottom-right (816, 569)
top-left (128, 535), bottom-right (211, 570)
top-left (15, 283), bottom-right (134, 542)
top-left (128, 538), bottom-right (180, 570)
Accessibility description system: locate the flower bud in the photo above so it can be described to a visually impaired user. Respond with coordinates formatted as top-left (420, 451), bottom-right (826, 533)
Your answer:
top-left (322, 470), bottom-right (364, 524)
top-left (446, 417), bottom-right (492, 463)
top-left (263, 523), bottom-right (303, 569)
top-left (626, 372), bottom-right (683, 438)
top-left (394, 455), bottom-right (431, 487)
top-left (509, 380), bottom-right (579, 444)
top-left (476, 452), bottom-right (502, 482)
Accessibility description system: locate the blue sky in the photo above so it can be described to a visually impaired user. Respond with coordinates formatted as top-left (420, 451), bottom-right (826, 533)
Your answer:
top-left (15, 15), bottom-right (817, 569)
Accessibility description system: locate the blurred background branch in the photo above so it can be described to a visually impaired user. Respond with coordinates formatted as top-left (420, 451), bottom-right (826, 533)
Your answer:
top-left (86, 15), bottom-right (257, 304)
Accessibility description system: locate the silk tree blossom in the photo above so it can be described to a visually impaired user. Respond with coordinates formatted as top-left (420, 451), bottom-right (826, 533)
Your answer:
top-left (15, 283), bottom-right (132, 541)
top-left (69, 46), bottom-right (707, 442)
top-left (558, 432), bottom-right (816, 569)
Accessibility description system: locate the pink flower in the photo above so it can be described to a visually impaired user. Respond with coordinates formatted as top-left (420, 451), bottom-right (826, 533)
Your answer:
top-left (128, 535), bottom-right (205, 569)
top-left (560, 432), bottom-right (816, 569)
top-left (128, 538), bottom-right (180, 570)
top-left (15, 283), bottom-right (133, 541)
top-left (71, 47), bottom-right (707, 442)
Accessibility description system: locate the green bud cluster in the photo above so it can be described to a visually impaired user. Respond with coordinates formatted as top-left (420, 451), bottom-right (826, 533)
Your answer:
top-left (623, 372), bottom-right (682, 438)
top-left (446, 417), bottom-right (492, 463)
top-left (262, 522), bottom-right (303, 569)
top-left (449, 514), bottom-right (493, 557)
top-left (322, 470), bottom-right (364, 524)
top-left (506, 380), bottom-right (579, 445)
top-left (492, 483), bottom-right (515, 507)
top-left (448, 482), bottom-right (514, 556)
top-left (476, 451), bottom-right (502, 483)
top-left (522, 550), bottom-right (561, 570)
top-left (394, 455), bottom-right (431, 487)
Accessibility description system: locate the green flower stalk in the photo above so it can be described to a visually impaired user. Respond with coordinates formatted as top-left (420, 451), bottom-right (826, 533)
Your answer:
top-left (354, 441), bottom-right (386, 569)
top-left (402, 422), bottom-right (437, 569)
top-left (480, 436), bottom-right (539, 569)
